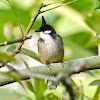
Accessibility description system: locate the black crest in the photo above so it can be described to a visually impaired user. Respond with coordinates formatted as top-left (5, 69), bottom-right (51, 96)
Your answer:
top-left (35, 16), bottom-right (47, 32)
top-left (42, 16), bottom-right (46, 26)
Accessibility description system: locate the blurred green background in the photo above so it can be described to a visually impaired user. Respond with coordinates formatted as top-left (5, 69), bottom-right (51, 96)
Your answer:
top-left (0, 0), bottom-right (100, 100)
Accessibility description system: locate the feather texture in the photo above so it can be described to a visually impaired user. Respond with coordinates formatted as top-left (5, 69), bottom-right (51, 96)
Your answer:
top-left (38, 32), bottom-right (64, 64)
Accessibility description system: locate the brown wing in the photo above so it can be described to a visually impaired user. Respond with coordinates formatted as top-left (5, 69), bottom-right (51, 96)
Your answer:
top-left (38, 38), bottom-right (46, 63)
top-left (55, 35), bottom-right (64, 62)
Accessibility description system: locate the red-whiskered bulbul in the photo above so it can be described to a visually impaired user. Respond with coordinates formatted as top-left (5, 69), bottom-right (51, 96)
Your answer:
top-left (35, 16), bottom-right (64, 89)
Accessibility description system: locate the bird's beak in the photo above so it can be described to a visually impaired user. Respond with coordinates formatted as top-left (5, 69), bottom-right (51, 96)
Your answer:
top-left (35, 29), bottom-right (41, 32)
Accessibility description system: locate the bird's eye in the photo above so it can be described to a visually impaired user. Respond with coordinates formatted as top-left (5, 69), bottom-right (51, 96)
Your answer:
top-left (44, 29), bottom-right (48, 31)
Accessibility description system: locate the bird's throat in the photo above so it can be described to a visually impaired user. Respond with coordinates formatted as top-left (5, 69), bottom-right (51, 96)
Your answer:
top-left (40, 32), bottom-right (53, 41)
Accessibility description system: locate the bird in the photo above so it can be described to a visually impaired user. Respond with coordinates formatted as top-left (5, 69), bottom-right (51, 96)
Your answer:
top-left (35, 16), bottom-right (64, 89)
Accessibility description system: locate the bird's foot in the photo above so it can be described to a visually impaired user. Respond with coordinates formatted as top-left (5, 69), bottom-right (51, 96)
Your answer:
top-left (45, 63), bottom-right (51, 70)
top-left (60, 61), bottom-right (65, 68)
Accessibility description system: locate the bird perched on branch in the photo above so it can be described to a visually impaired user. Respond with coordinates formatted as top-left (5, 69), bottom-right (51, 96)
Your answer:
top-left (35, 16), bottom-right (64, 89)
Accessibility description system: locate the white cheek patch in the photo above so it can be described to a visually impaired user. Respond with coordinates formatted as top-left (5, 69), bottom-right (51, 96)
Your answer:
top-left (44, 30), bottom-right (51, 34)
top-left (40, 31), bottom-right (53, 41)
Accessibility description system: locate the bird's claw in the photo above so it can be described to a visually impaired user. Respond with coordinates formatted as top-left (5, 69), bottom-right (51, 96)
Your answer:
top-left (45, 63), bottom-right (51, 70)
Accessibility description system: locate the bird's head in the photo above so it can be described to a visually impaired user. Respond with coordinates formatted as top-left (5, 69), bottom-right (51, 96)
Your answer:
top-left (35, 16), bottom-right (56, 34)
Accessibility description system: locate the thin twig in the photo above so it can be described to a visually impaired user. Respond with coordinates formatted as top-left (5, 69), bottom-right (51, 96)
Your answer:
top-left (43, 0), bottom-right (65, 7)
top-left (11, 43), bottom-right (23, 56)
top-left (7, 0), bottom-right (24, 37)
top-left (0, 35), bottom-right (32, 46)
top-left (41, 0), bottom-right (78, 13)
top-left (24, 3), bottom-right (43, 36)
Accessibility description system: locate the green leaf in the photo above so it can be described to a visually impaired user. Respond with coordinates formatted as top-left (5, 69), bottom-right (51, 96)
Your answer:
top-left (0, 52), bottom-right (14, 62)
top-left (44, 93), bottom-right (60, 100)
top-left (0, 22), bottom-right (6, 42)
top-left (84, 37), bottom-right (98, 48)
top-left (79, 81), bottom-right (84, 100)
top-left (68, 0), bottom-right (97, 13)
top-left (23, 60), bottom-right (31, 71)
top-left (26, 81), bottom-right (34, 93)
top-left (21, 48), bottom-right (40, 62)
top-left (71, 79), bottom-right (79, 99)
top-left (0, 8), bottom-right (31, 27)
top-left (7, 46), bottom-right (40, 62)
top-left (34, 78), bottom-right (47, 99)
top-left (89, 80), bottom-right (100, 86)
top-left (6, 45), bottom-right (16, 52)
top-left (93, 86), bottom-right (100, 100)
top-left (63, 38), bottom-right (96, 60)
top-left (85, 11), bottom-right (100, 34)
top-left (0, 88), bottom-right (31, 100)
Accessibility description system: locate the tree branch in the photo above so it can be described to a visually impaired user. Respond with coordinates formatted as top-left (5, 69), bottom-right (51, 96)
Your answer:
top-left (43, 0), bottom-right (65, 7)
top-left (0, 35), bottom-right (32, 46)
top-left (61, 79), bottom-right (75, 100)
top-left (41, 0), bottom-right (78, 13)
top-left (0, 56), bottom-right (100, 86)
top-left (24, 3), bottom-right (43, 36)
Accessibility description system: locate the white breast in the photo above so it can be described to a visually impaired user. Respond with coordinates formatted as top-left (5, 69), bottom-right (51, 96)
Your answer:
top-left (39, 31), bottom-right (57, 52)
